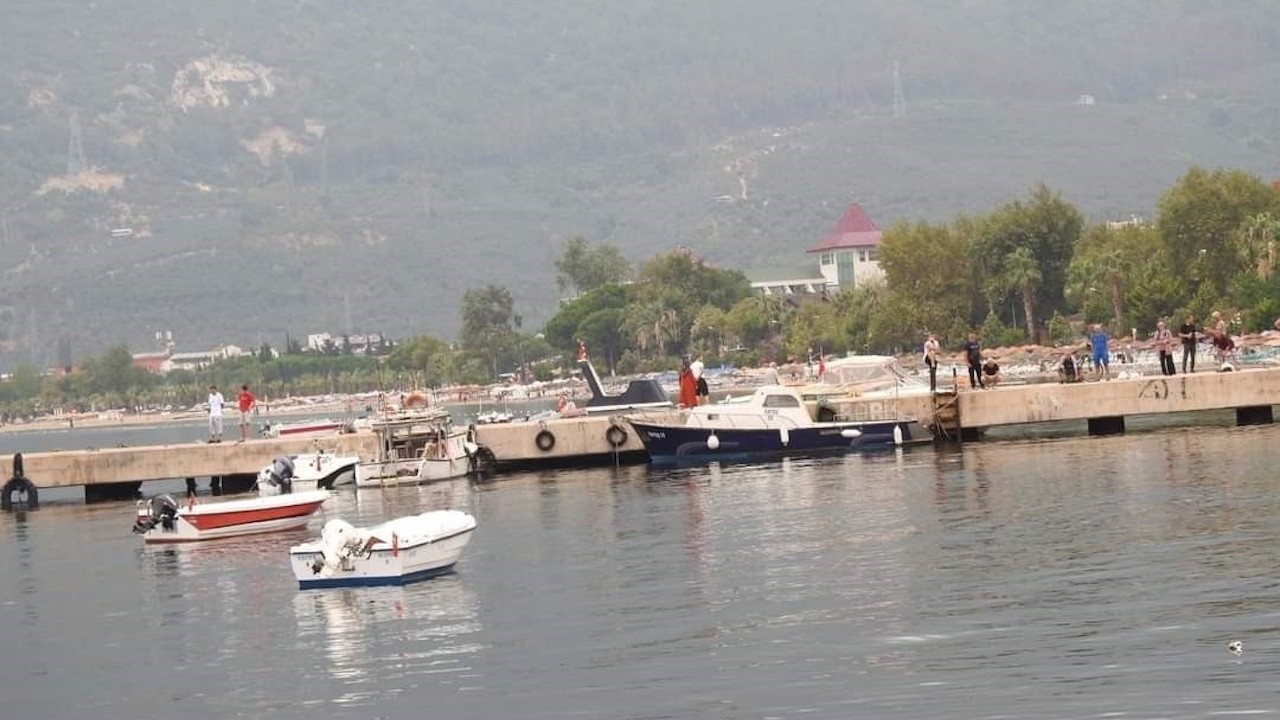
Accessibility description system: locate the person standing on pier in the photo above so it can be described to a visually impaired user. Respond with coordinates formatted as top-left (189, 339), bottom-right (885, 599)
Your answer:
top-left (963, 332), bottom-right (984, 389)
top-left (922, 333), bottom-right (940, 391)
top-left (206, 385), bottom-right (225, 443)
top-left (1154, 320), bottom-right (1176, 376)
top-left (691, 353), bottom-right (708, 405)
top-left (236, 384), bottom-right (256, 442)
top-left (1179, 314), bottom-right (1198, 374)
top-left (1088, 324), bottom-right (1111, 380)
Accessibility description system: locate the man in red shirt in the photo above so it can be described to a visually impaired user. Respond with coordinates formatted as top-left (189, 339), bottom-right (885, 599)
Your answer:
top-left (237, 384), bottom-right (256, 442)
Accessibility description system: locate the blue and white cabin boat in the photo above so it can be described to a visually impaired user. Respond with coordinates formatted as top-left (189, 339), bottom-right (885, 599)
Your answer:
top-left (626, 385), bottom-right (909, 464)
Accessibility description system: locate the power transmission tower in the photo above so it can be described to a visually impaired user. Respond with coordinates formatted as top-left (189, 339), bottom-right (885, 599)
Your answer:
top-left (343, 291), bottom-right (352, 337)
top-left (892, 61), bottom-right (907, 118)
top-left (26, 307), bottom-right (39, 367)
top-left (67, 109), bottom-right (88, 175)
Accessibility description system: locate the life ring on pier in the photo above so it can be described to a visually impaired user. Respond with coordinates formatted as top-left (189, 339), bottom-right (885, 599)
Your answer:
top-left (605, 424), bottom-right (628, 448)
top-left (535, 429), bottom-right (557, 452)
top-left (1, 475), bottom-right (39, 512)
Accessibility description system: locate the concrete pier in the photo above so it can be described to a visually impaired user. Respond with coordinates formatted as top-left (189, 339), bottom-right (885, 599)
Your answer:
top-left (471, 410), bottom-right (684, 471)
top-left (3, 434), bottom-right (378, 502)
top-left (954, 367), bottom-right (1280, 433)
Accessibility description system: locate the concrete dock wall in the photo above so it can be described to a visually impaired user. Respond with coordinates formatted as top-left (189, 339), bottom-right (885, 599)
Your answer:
top-left (956, 367), bottom-right (1280, 428)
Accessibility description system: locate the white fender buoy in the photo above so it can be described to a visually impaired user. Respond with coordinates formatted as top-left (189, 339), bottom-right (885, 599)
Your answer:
top-left (779, 427), bottom-right (790, 447)
top-left (893, 425), bottom-right (904, 446)
top-left (841, 428), bottom-right (862, 439)
top-left (706, 433), bottom-right (720, 450)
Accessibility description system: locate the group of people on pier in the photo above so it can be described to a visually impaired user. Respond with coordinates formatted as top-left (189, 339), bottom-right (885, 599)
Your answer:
top-left (922, 310), bottom-right (1274, 392)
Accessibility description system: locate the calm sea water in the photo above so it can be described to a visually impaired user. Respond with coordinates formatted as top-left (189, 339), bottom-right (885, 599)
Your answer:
top-left (3, 423), bottom-right (1280, 719)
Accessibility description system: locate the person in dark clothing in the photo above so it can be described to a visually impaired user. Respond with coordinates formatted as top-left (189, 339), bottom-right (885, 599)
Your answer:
top-left (1178, 315), bottom-right (1197, 374)
top-left (963, 332), bottom-right (983, 389)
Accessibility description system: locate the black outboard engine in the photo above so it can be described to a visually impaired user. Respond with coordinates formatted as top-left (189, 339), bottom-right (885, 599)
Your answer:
top-left (133, 494), bottom-right (180, 534)
top-left (269, 456), bottom-right (295, 494)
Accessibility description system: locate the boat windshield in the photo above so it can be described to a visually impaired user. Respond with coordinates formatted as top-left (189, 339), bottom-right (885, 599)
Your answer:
top-left (804, 355), bottom-right (928, 397)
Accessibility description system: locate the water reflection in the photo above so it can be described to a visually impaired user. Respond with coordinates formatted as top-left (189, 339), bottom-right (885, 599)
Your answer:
top-left (353, 477), bottom-right (477, 517)
top-left (292, 576), bottom-right (483, 707)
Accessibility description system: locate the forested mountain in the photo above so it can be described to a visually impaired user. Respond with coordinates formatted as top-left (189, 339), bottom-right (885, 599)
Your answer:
top-left (2, 0), bottom-right (1278, 368)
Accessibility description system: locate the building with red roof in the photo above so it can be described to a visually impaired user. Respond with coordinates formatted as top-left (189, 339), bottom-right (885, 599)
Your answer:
top-left (746, 203), bottom-right (885, 296)
top-left (807, 203), bottom-right (884, 290)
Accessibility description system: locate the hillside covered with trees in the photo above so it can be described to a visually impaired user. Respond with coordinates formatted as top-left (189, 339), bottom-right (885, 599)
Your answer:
top-left (2, 1), bottom-right (1279, 369)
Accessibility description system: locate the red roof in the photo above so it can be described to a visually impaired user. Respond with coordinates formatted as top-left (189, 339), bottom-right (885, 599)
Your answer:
top-left (807, 204), bottom-right (882, 252)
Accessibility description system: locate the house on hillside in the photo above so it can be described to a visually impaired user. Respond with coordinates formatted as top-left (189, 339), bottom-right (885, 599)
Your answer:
top-left (746, 203), bottom-right (886, 297)
top-left (168, 345), bottom-right (247, 373)
top-left (131, 351), bottom-right (172, 375)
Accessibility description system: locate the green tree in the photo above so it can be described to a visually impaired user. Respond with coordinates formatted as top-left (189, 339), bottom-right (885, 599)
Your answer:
top-left (1066, 223), bottom-right (1173, 329)
top-left (460, 285), bottom-right (516, 349)
top-left (978, 185), bottom-right (1083, 339)
top-left (542, 283), bottom-right (630, 356)
top-left (554, 236), bottom-right (632, 296)
top-left (1157, 167), bottom-right (1280, 299)
top-left (877, 219), bottom-right (979, 346)
top-left (576, 308), bottom-right (627, 374)
top-left (1237, 212), bottom-right (1280, 281)
top-left (1001, 246), bottom-right (1043, 342)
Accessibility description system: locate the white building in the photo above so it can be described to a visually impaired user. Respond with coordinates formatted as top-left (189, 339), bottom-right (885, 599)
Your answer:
top-left (807, 203), bottom-right (885, 290)
top-left (746, 203), bottom-right (886, 297)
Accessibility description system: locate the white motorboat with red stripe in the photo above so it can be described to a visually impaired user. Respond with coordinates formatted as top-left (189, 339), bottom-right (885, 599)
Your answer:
top-left (133, 489), bottom-right (330, 543)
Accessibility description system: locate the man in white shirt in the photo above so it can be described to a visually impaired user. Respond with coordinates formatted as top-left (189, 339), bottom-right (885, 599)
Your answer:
top-left (922, 333), bottom-right (940, 391)
top-left (207, 385), bottom-right (225, 443)
top-left (690, 354), bottom-right (708, 405)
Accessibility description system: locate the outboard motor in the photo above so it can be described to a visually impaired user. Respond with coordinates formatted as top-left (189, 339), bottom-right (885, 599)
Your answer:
top-left (268, 456), bottom-right (295, 494)
top-left (133, 494), bottom-right (180, 534)
top-left (309, 518), bottom-right (365, 576)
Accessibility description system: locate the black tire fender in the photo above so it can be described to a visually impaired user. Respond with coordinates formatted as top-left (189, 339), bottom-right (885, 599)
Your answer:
top-left (535, 429), bottom-right (556, 452)
top-left (605, 424), bottom-right (628, 448)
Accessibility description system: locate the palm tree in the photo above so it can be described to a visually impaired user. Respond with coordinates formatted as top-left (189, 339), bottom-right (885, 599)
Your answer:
top-left (1239, 213), bottom-right (1280, 280)
top-left (1002, 247), bottom-right (1043, 341)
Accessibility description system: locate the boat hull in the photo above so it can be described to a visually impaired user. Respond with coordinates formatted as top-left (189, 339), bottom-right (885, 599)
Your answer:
top-left (258, 454), bottom-right (359, 496)
top-left (137, 490), bottom-right (329, 544)
top-left (290, 514), bottom-right (475, 589)
top-left (627, 418), bottom-right (907, 464)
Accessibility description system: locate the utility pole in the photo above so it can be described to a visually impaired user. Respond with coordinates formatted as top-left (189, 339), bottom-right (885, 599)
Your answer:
top-left (67, 109), bottom-right (88, 175)
top-left (892, 61), bottom-right (907, 119)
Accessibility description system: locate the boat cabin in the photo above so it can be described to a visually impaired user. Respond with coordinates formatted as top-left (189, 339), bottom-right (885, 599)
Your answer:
top-left (685, 386), bottom-right (816, 429)
top-left (368, 411), bottom-right (456, 464)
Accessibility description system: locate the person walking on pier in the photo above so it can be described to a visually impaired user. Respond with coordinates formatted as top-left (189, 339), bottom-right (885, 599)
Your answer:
top-left (963, 332), bottom-right (984, 389)
top-left (922, 333), bottom-right (940, 391)
top-left (236, 384), bottom-right (256, 442)
top-left (206, 385), bottom-right (225, 443)
top-left (1154, 320), bottom-right (1176, 376)
top-left (1179, 314), bottom-right (1198, 374)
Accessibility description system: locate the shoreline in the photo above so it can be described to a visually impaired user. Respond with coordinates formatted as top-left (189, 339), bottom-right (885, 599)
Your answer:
top-left (8, 332), bottom-right (1278, 437)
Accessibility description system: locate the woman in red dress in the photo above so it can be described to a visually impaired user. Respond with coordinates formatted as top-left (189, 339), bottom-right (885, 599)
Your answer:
top-left (678, 356), bottom-right (698, 408)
